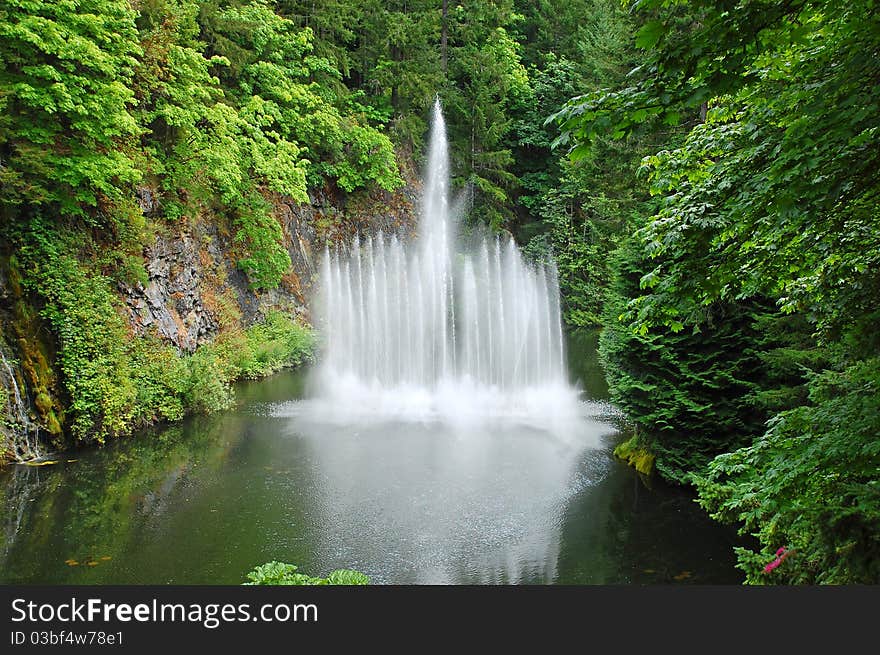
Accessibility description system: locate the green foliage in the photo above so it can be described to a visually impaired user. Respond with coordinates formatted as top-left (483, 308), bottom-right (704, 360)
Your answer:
top-left (325, 569), bottom-right (370, 585)
top-left (18, 222), bottom-right (139, 443)
top-left (133, 0), bottom-right (304, 289)
top-left (613, 435), bottom-right (654, 476)
top-left (183, 343), bottom-right (236, 415)
top-left (553, 1), bottom-right (880, 339)
top-left (182, 312), bottom-right (315, 414)
top-left (0, 0), bottom-right (386, 291)
top-left (274, 0), bottom-right (539, 228)
top-left (13, 219), bottom-right (313, 443)
top-left (0, 0), bottom-right (142, 221)
top-left (554, 0), bottom-right (880, 583)
top-left (354, 0), bottom-right (443, 122)
top-left (244, 561), bottom-right (369, 586)
top-left (136, 0), bottom-right (402, 288)
top-left (276, 0), bottom-right (364, 77)
top-left (129, 337), bottom-right (188, 424)
top-left (331, 123), bottom-right (402, 194)
top-left (599, 236), bottom-right (820, 483)
top-left (446, 14), bottom-right (529, 229)
top-left (288, 0), bottom-right (444, 148)
top-left (521, 149), bottom-right (647, 326)
top-left (202, 0), bottom-right (401, 196)
top-left (514, 2), bottom-right (659, 326)
top-left (209, 310), bottom-right (316, 383)
top-left (695, 358), bottom-right (880, 584)
top-left (232, 200), bottom-right (293, 291)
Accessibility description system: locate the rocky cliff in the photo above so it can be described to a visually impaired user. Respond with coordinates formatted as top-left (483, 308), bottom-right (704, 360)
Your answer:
top-left (0, 175), bottom-right (419, 464)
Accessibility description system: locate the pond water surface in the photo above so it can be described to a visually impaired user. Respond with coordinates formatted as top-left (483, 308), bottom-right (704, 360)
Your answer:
top-left (0, 332), bottom-right (743, 584)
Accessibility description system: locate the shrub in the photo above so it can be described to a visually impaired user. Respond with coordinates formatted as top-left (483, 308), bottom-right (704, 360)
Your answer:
top-left (244, 561), bottom-right (369, 586)
top-left (695, 358), bottom-right (880, 584)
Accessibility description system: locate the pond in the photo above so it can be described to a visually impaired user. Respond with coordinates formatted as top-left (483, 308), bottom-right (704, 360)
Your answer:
top-left (0, 331), bottom-right (743, 584)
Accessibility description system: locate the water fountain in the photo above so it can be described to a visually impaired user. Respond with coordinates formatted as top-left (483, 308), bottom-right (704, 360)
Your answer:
top-left (310, 99), bottom-right (580, 428)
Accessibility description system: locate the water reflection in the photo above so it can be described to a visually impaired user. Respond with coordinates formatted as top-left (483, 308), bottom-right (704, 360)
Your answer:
top-left (274, 399), bottom-right (615, 584)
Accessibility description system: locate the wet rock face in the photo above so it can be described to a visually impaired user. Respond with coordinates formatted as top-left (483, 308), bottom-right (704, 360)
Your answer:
top-left (0, 264), bottom-right (45, 463)
top-left (0, 176), bottom-right (419, 463)
top-left (135, 186), bottom-right (159, 217)
top-left (120, 181), bottom-right (419, 353)
top-left (0, 344), bottom-right (42, 463)
top-left (121, 233), bottom-right (220, 353)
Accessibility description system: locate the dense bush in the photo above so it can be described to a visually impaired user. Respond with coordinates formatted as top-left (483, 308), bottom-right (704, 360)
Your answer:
top-left (18, 223), bottom-right (141, 442)
top-left (599, 237), bottom-right (821, 483)
top-left (696, 358), bottom-right (880, 584)
top-left (0, 0), bottom-right (142, 222)
top-left (2, 0), bottom-right (406, 291)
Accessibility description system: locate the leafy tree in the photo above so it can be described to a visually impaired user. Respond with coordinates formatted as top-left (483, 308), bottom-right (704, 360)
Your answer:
top-left (445, 1), bottom-right (528, 229)
top-left (553, 0), bottom-right (880, 583)
top-left (553, 0), bottom-right (880, 338)
top-left (512, 0), bottom-right (613, 68)
top-left (0, 0), bottom-right (142, 224)
top-left (130, 0), bottom-right (404, 289)
top-left (356, 0), bottom-right (443, 124)
top-left (205, 0), bottom-right (401, 194)
top-left (515, 1), bottom-right (655, 325)
top-left (277, 0), bottom-right (364, 78)
top-left (600, 235), bottom-right (823, 483)
top-left (696, 357), bottom-right (880, 584)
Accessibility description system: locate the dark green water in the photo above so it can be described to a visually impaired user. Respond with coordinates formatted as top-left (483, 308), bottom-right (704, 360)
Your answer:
top-left (0, 332), bottom-right (743, 584)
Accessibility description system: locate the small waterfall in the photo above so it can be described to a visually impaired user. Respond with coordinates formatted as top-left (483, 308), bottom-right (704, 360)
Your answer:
top-left (312, 100), bottom-right (577, 425)
top-left (0, 346), bottom-right (42, 461)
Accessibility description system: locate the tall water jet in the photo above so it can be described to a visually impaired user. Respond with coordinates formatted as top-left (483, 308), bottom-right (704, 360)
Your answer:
top-left (313, 100), bottom-right (575, 426)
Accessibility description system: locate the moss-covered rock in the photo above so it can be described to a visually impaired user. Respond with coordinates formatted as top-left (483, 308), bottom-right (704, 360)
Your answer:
top-left (613, 434), bottom-right (655, 476)
top-left (7, 255), bottom-right (67, 447)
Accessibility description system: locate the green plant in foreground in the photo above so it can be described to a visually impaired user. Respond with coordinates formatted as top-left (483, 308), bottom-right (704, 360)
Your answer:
top-left (244, 561), bottom-right (369, 586)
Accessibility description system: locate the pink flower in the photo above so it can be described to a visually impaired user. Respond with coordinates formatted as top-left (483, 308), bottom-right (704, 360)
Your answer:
top-left (764, 547), bottom-right (793, 573)
top-left (763, 558), bottom-right (781, 573)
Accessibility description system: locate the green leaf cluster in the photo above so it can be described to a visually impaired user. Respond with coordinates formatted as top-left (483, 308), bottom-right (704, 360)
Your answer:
top-left (445, 14), bottom-right (529, 229)
top-left (133, 0), bottom-right (402, 289)
top-left (244, 561), bottom-right (369, 586)
top-left (514, 1), bottom-right (658, 326)
top-left (599, 235), bottom-right (824, 483)
top-left (3, 0), bottom-right (407, 291)
top-left (696, 357), bottom-right (880, 584)
top-left (0, 0), bottom-right (142, 222)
